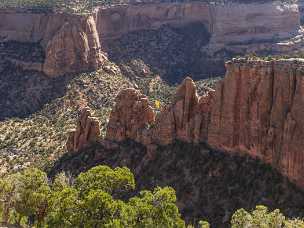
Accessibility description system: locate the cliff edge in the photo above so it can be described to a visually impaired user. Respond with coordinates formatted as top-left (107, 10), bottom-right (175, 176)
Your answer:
top-left (105, 58), bottom-right (304, 189)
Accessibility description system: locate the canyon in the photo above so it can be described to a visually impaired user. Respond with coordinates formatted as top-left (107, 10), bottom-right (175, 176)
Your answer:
top-left (2, 1), bottom-right (304, 225)
top-left (60, 58), bottom-right (304, 225)
top-left (0, 0), bottom-right (302, 78)
top-left (84, 58), bottom-right (304, 190)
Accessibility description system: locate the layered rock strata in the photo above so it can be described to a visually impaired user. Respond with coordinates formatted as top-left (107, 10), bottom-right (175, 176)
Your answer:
top-left (0, 9), bottom-right (106, 77)
top-left (0, 1), bottom-right (302, 77)
top-left (105, 58), bottom-right (304, 188)
top-left (151, 77), bottom-right (215, 145)
top-left (66, 108), bottom-right (101, 152)
top-left (209, 58), bottom-right (304, 188)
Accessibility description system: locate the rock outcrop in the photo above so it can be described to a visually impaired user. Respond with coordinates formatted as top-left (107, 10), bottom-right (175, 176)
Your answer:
top-left (152, 77), bottom-right (214, 144)
top-left (66, 107), bottom-right (101, 152)
top-left (105, 58), bottom-right (304, 188)
top-left (106, 88), bottom-right (155, 145)
top-left (106, 77), bottom-right (214, 145)
top-left (208, 58), bottom-right (304, 188)
top-left (0, 1), bottom-right (302, 77)
top-left (43, 15), bottom-right (106, 76)
top-left (0, 9), bottom-right (106, 77)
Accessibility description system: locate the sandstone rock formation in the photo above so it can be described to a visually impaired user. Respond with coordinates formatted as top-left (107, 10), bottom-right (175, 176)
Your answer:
top-left (0, 10), bottom-right (106, 77)
top-left (0, 1), bottom-right (302, 77)
top-left (66, 107), bottom-right (101, 152)
top-left (106, 77), bottom-right (215, 145)
top-left (106, 88), bottom-right (155, 145)
top-left (97, 2), bottom-right (299, 44)
top-left (152, 77), bottom-right (214, 144)
top-left (43, 15), bottom-right (106, 76)
top-left (208, 58), bottom-right (304, 188)
top-left (105, 58), bottom-right (304, 189)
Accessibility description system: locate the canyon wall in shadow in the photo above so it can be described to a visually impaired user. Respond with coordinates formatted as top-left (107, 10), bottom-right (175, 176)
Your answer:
top-left (0, 1), bottom-right (302, 79)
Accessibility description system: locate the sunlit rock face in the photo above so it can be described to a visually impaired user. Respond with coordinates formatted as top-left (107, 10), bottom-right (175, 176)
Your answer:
top-left (98, 1), bottom-right (303, 80)
top-left (208, 58), bottom-right (304, 188)
top-left (0, 9), bottom-right (106, 77)
top-left (0, 1), bottom-right (302, 78)
top-left (95, 1), bottom-right (299, 43)
top-left (106, 88), bottom-right (155, 145)
top-left (105, 58), bottom-right (304, 189)
top-left (151, 77), bottom-right (215, 145)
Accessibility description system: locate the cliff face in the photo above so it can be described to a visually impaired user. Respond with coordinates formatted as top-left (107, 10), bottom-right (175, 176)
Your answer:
top-left (208, 2), bottom-right (299, 50)
top-left (66, 108), bottom-right (101, 153)
top-left (96, 2), bottom-right (299, 44)
top-left (0, 1), bottom-right (301, 77)
top-left (0, 9), bottom-right (105, 77)
top-left (209, 59), bottom-right (304, 188)
top-left (95, 2), bottom-right (212, 40)
top-left (99, 1), bottom-right (302, 80)
top-left (105, 59), bottom-right (304, 188)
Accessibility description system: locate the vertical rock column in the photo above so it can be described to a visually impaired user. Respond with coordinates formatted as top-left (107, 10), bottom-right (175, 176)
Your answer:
top-left (66, 107), bottom-right (101, 152)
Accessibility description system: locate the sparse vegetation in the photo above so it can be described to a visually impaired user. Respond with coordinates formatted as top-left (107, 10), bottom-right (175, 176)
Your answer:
top-left (0, 0), bottom-right (294, 14)
top-left (0, 64), bottom-right (132, 174)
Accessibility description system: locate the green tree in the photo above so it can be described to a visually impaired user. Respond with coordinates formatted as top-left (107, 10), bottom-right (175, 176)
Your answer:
top-left (51, 172), bottom-right (70, 192)
top-left (47, 186), bottom-right (80, 227)
top-left (0, 175), bottom-right (17, 224)
top-left (13, 168), bottom-right (50, 227)
top-left (78, 189), bottom-right (123, 227)
top-left (231, 205), bottom-right (304, 228)
top-left (128, 187), bottom-right (185, 228)
top-left (75, 166), bottom-right (135, 197)
top-left (199, 220), bottom-right (210, 228)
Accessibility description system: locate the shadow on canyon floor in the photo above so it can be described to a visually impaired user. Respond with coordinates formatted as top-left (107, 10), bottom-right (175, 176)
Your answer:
top-left (0, 63), bottom-right (73, 120)
top-left (105, 22), bottom-right (228, 84)
top-left (50, 140), bottom-right (304, 227)
top-left (0, 41), bottom-right (74, 120)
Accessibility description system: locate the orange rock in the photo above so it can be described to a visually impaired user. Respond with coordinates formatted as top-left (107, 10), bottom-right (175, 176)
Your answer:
top-left (106, 88), bottom-right (155, 144)
top-left (66, 107), bottom-right (100, 152)
top-left (105, 58), bottom-right (304, 189)
top-left (208, 58), bottom-right (304, 188)
top-left (43, 15), bottom-right (106, 77)
top-left (152, 77), bottom-right (214, 144)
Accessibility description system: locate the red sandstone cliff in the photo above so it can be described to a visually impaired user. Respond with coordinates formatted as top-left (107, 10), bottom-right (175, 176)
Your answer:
top-left (208, 58), bottom-right (304, 188)
top-left (0, 1), bottom-right (302, 77)
top-left (0, 9), bottom-right (106, 77)
top-left (105, 58), bottom-right (304, 188)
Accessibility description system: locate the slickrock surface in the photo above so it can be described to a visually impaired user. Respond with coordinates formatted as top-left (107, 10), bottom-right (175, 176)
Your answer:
top-left (66, 108), bottom-right (101, 152)
top-left (105, 58), bottom-right (304, 188)
top-left (106, 88), bottom-right (155, 145)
